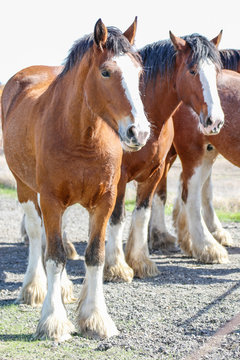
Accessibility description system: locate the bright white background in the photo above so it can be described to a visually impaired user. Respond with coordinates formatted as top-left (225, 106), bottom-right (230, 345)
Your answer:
top-left (0, 0), bottom-right (239, 83)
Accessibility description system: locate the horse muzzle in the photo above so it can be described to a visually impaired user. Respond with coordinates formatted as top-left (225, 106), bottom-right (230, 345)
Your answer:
top-left (120, 124), bottom-right (150, 152)
top-left (199, 113), bottom-right (224, 136)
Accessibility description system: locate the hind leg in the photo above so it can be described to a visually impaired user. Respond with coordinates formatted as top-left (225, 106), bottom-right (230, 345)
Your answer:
top-left (177, 159), bottom-right (228, 264)
top-left (21, 214), bottom-right (29, 245)
top-left (149, 146), bottom-right (177, 251)
top-left (62, 207), bottom-right (79, 260)
top-left (104, 180), bottom-right (134, 283)
top-left (173, 178), bottom-right (193, 256)
top-left (16, 179), bottom-right (47, 307)
top-left (21, 208), bottom-right (79, 259)
top-left (125, 175), bottom-right (161, 278)
top-left (149, 192), bottom-right (177, 251)
top-left (202, 173), bottom-right (233, 247)
top-left (19, 202), bottom-right (75, 305)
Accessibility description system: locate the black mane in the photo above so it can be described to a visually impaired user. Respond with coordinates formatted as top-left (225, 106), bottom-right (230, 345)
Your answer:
top-left (139, 33), bottom-right (222, 83)
top-left (220, 49), bottom-right (240, 71)
top-left (59, 26), bottom-right (141, 77)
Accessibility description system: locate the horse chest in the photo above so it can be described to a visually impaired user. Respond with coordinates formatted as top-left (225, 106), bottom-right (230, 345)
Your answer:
top-left (122, 139), bottom-right (164, 182)
top-left (40, 154), bottom-right (121, 208)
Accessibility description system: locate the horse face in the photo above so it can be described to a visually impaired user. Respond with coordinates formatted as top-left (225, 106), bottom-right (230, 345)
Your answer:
top-left (85, 20), bottom-right (150, 152)
top-left (171, 33), bottom-right (224, 136)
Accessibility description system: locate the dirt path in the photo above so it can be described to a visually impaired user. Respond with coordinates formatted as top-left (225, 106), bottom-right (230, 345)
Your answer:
top-left (0, 196), bottom-right (240, 360)
top-left (0, 130), bottom-right (240, 358)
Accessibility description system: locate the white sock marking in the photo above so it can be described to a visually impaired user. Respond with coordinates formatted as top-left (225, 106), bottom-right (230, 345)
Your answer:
top-left (21, 200), bottom-right (46, 289)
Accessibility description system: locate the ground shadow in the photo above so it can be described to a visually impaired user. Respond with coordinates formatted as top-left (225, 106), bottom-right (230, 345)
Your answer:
top-left (0, 333), bottom-right (35, 342)
top-left (177, 280), bottom-right (240, 331)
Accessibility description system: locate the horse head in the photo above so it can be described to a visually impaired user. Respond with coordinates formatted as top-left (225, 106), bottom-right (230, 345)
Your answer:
top-left (84, 18), bottom-right (150, 151)
top-left (170, 31), bottom-right (224, 135)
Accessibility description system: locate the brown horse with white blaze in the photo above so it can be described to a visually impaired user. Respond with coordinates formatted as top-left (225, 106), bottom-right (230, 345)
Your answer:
top-left (103, 31), bottom-right (225, 282)
top-left (1, 18), bottom-right (150, 341)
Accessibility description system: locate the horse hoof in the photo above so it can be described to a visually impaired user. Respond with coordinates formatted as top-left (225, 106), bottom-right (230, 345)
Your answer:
top-left (77, 306), bottom-right (119, 339)
top-left (16, 282), bottom-right (47, 307)
top-left (61, 282), bottom-right (77, 304)
top-left (104, 262), bottom-right (134, 283)
top-left (126, 255), bottom-right (159, 279)
top-left (192, 242), bottom-right (229, 264)
top-left (212, 229), bottom-right (234, 247)
top-left (34, 314), bottom-right (75, 342)
top-left (149, 228), bottom-right (177, 252)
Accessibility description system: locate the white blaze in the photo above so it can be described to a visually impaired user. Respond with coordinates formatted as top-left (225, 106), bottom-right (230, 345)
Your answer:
top-left (114, 54), bottom-right (150, 134)
top-left (199, 60), bottom-right (224, 123)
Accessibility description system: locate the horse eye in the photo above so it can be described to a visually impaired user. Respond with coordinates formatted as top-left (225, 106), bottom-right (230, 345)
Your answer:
top-left (189, 69), bottom-right (196, 75)
top-left (101, 70), bottom-right (110, 78)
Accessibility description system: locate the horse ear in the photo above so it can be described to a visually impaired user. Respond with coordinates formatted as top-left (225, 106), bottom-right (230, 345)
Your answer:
top-left (123, 17), bottom-right (138, 45)
top-left (94, 18), bottom-right (108, 51)
top-left (211, 30), bottom-right (223, 48)
top-left (169, 31), bottom-right (187, 52)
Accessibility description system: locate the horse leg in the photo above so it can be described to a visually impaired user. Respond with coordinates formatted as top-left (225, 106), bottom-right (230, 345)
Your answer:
top-left (202, 172), bottom-right (233, 246)
top-left (20, 204), bottom-right (76, 304)
top-left (21, 206), bottom-right (79, 260)
top-left (20, 214), bottom-right (29, 245)
top-left (172, 182), bottom-right (182, 230)
top-left (61, 208), bottom-right (80, 260)
top-left (177, 156), bottom-right (229, 263)
top-left (125, 175), bottom-right (161, 278)
top-left (104, 181), bottom-right (134, 283)
top-left (149, 147), bottom-right (177, 251)
top-left (35, 194), bottom-right (75, 341)
top-left (173, 177), bottom-right (192, 256)
top-left (16, 179), bottom-right (47, 307)
top-left (76, 197), bottom-right (119, 338)
top-left (57, 209), bottom-right (77, 304)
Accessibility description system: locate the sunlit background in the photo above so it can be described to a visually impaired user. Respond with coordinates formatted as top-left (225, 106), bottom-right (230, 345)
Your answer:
top-left (1, 0), bottom-right (239, 84)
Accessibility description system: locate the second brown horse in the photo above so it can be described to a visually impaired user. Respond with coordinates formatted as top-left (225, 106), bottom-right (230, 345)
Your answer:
top-left (104, 31), bottom-right (225, 282)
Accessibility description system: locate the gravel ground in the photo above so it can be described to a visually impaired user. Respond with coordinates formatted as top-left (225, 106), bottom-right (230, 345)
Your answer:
top-left (0, 196), bottom-right (240, 360)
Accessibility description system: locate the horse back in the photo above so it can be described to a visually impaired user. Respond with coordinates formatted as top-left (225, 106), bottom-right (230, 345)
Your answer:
top-left (1, 65), bottom-right (62, 127)
top-left (217, 69), bottom-right (240, 101)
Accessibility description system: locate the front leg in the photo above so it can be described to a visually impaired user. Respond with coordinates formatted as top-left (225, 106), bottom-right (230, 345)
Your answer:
top-left (35, 195), bottom-right (75, 341)
top-left (104, 180), bottom-right (134, 283)
top-left (125, 177), bottom-right (160, 278)
top-left (76, 196), bottom-right (119, 338)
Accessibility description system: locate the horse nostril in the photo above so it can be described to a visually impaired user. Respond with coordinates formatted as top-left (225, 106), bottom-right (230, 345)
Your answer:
top-left (206, 117), bottom-right (213, 127)
top-left (127, 126), bottom-right (138, 140)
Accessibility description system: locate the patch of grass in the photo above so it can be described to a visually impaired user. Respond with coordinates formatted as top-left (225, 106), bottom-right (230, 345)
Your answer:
top-left (216, 210), bottom-right (240, 223)
top-left (165, 203), bottom-right (173, 216)
top-left (125, 199), bottom-right (240, 222)
top-left (0, 184), bottom-right (17, 198)
top-left (125, 200), bottom-right (135, 212)
top-left (125, 199), bottom-right (173, 215)
top-left (1, 185), bottom-right (239, 222)
top-left (0, 303), bottom-right (147, 360)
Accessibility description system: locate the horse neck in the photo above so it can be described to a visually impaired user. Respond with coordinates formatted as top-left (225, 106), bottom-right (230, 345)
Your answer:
top-left (142, 75), bottom-right (180, 135)
top-left (50, 57), bottom-right (104, 145)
